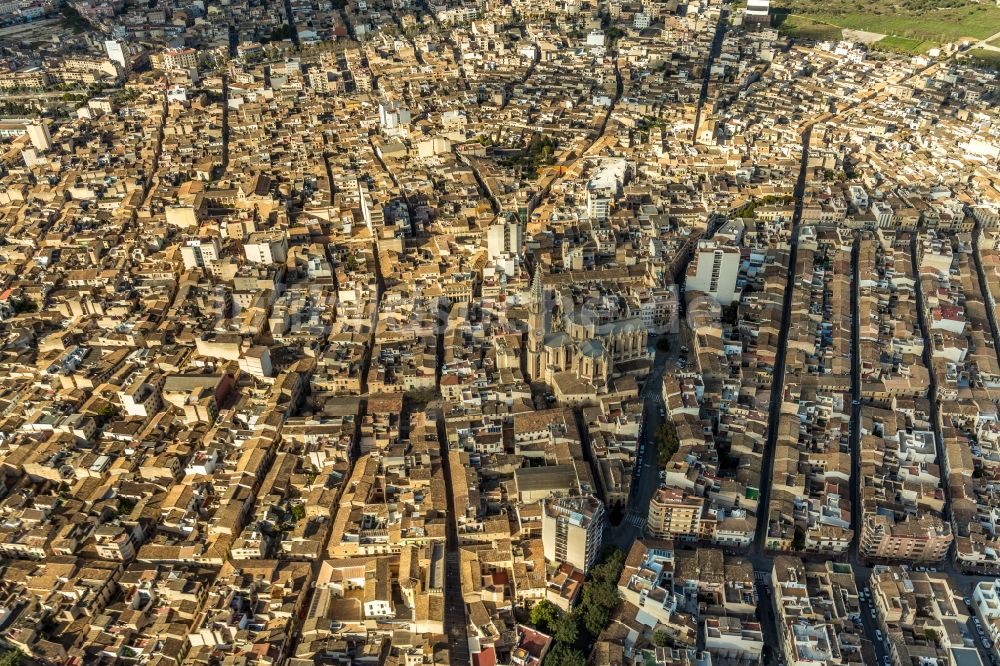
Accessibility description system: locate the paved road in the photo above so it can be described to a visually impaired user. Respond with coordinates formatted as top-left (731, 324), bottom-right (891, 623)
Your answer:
top-left (754, 578), bottom-right (782, 665)
top-left (909, 231), bottom-right (955, 561)
top-left (281, 0), bottom-right (300, 47)
top-left (604, 337), bottom-right (672, 552)
top-left (972, 221), bottom-right (1000, 376)
top-left (849, 231), bottom-right (863, 565)
top-left (973, 30), bottom-right (1000, 53)
top-left (692, 0), bottom-right (731, 144)
top-left (855, 574), bottom-right (889, 665)
top-left (753, 124), bottom-right (811, 554)
top-left (220, 74), bottom-right (229, 173)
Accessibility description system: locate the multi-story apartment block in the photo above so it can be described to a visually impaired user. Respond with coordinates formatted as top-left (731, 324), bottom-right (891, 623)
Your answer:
top-left (542, 494), bottom-right (606, 574)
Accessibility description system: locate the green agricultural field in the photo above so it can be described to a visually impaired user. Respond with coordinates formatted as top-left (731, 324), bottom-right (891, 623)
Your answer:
top-left (872, 35), bottom-right (936, 54)
top-left (773, 13), bottom-right (843, 41)
top-left (771, 0), bottom-right (1000, 43)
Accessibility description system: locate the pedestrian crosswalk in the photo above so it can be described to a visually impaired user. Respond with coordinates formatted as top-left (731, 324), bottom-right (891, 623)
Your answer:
top-left (624, 511), bottom-right (646, 528)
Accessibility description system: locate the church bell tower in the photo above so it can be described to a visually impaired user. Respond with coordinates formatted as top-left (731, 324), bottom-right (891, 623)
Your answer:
top-left (527, 265), bottom-right (545, 382)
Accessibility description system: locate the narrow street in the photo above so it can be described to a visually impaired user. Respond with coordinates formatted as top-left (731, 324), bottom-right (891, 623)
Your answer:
top-left (456, 152), bottom-right (501, 215)
top-left (220, 74), bottom-right (229, 173)
top-left (500, 35), bottom-right (539, 110)
top-left (692, 0), bottom-right (730, 144)
top-left (753, 124), bottom-right (811, 555)
top-left (910, 231), bottom-right (955, 562)
top-left (369, 135), bottom-right (415, 231)
top-left (604, 341), bottom-right (670, 552)
top-left (972, 220), bottom-right (1000, 371)
top-left (434, 411), bottom-right (471, 665)
top-left (336, 4), bottom-right (356, 41)
top-left (854, 570), bottom-right (890, 665)
top-left (282, 0), bottom-right (300, 47)
top-left (432, 291), bottom-right (471, 664)
top-left (849, 231), bottom-right (863, 565)
top-left (284, 164), bottom-right (384, 665)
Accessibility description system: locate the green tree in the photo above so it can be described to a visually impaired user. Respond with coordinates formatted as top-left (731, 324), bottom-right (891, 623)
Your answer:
top-left (529, 599), bottom-right (559, 633)
top-left (792, 527), bottom-right (806, 550)
top-left (590, 547), bottom-right (625, 585)
top-left (582, 581), bottom-right (618, 635)
top-left (653, 629), bottom-right (671, 647)
top-left (116, 497), bottom-right (136, 517)
top-left (96, 403), bottom-right (120, 420)
top-left (266, 24), bottom-right (294, 42)
top-left (552, 609), bottom-right (579, 645)
top-left (290, 504), bottom-right (306, 521)
top-left (544, 644), bottom-right (586, 666)
top-left (0, 649), bottom-right (22, 666)
top-left (566, 547), bottom-right (625, 637)
top-left (59, 3), bottom-right (92, 32)
top-left (11, 298), bottom-right (37, 314)
top-left (94, 402), bottom-right (119, 428)
top-left (722, 302), bottom-right (739, 325)
top-left (655, 422), bottom-right (680, 466)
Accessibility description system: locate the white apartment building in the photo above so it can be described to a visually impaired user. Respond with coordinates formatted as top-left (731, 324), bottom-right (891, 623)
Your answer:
top-left (486, 217), bottom-right (523, 259)
top-left (26, 121), bottom-right (51, 152)
top-left (542, 495), bottom-right (606, 574)
top-left (745, 0), bottom-right (769, 24)
top-left (685, 240), bottom-right (741, 306)
top-left (244, 232), bottom-right (288, 264)
top-left (180, 238), bottom-right (221, 271)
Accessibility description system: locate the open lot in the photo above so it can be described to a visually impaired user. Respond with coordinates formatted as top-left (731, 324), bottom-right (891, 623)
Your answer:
top-left (0, 17), bottom-right (81, 49)
top-left (773, 13), bottom-right (843, 41)
top-left (771, 0), bottom-right (1000, 44)
top-left (872, 35), bottom-right (936, 54)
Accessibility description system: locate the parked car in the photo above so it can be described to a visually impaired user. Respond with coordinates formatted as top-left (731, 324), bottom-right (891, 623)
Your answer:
top-left (875, 630), bottom-right (883, 642)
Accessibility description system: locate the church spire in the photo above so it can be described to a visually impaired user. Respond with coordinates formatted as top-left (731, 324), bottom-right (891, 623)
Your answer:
top-left (527, 263), bottom-right (545, 383)
top-left (529, 264), bottom-right (543, 310)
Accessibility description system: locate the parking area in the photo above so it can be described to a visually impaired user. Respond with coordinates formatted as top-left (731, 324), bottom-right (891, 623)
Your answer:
top-left (964, 595), bottom-right (999, 666)
top-left (856, 583), bottom-right (890, 666)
